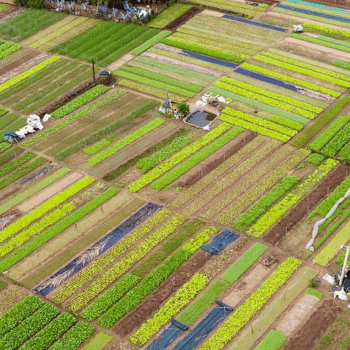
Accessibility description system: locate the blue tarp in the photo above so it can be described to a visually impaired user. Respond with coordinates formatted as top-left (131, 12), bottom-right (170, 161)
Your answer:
top-left (179, 50), bottom-right (238, 69)
top-left (173, 301), bottom-right (233, 350)
top-left (235, 67), bottom-right (299, 92)
top-left (276, 3), bottom-right (350, 23)
top-left (202, 229), bottom-right (240, 255)
top-left (146, 319), bottom-right (188, 350)
top-left (35, 202), bottom-right (162, 296)
top-left (222, 14), bottom-right (287, 32)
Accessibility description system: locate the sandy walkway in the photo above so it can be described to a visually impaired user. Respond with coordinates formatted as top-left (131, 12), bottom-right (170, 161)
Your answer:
top-left (107, 53), bottom-right (135, 72)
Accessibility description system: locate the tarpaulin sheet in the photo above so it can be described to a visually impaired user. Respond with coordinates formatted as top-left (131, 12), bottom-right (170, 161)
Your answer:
top-left (202, 229), bottom-right (239, 255)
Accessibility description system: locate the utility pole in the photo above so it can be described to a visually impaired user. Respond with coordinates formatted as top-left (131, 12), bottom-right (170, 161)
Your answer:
top-left (92, 58), bottom-right (96, 82)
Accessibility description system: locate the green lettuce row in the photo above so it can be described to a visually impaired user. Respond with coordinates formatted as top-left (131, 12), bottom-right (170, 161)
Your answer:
top-left (55, 100), bottom-right (158, 160)
top-left (0, 167), bottom-right (70, 216)
top-left (199, 257), bottom-right (301, 350)
top-left (0, 304), bottom-right (59, 350)
top-left (0, 157), bottom-right (47, 190)
top-left (338, 141), bottom-right (350, 161)
top-left (334, 60), bottom-right (350, 70)
top-left (23, 90), bottom-right (126, 147)
top-left (0, 56), bottom-right (60, 93)
top-left (0, 177), bottom-right (94, 244)
top-left (0, 147), bottom-right (24, 167)
top-left (19, 313), bottom-right (76, 350)
top-left (52, 85), bottom-right (109, 119)
top-left (221, 76), bottom-right (320, 113)
top-left (0, 142), bottom-right (11, 154)
top-left (115, 69), bottom-right (196, 97)
top-left (148, 3), bottom-right (184, 27)
top-left (269, 115), bottom-right (303, 131)
top-left (233, 176), bottom-right (300, 230)
top-left (0, 44), bottom-right (21, 60)
top-left (131, 30), bottom-right (171, 55)
top-left (49, 321), bottom-right (94, 350)
top-left (254, 330), bottom-right (287, 350)
top-left (0, 295), bottom-right (44, 336)
top-left (82, 218), bottom-right (204, 321)
top-left (0, 187), bottom-right (118, 273)
top-left (87, 118), bottom-right (165, 165)
top-left (81, 332), bottom-right (112, 350)
top-left (303, 22), bottom-right (350, 38)
top-left (0, 151), bottom-right (36, 178)
top-left (161, 36), bottom-right (247, 63)
top-left (305, 288), bottom-right (323, 300)
top-left (322, 122), bottom-right (350, 157)
top-left (0, 203), bottom-right (74, 258)
top-left (0, 113), bottom-right (20, 131)
top-left (51, 209), bottom-right (172, 305)
top-left (0, 107), bottom-right (7, 116)
top-left (309, 174), bottom-right (350, 218)
top-left (219, 114), bottom-right (289, 142)
top-left (223, 107), bottom-right (296, 136)
top-left (119, 66), bottom-right (202, 93)
top-left (293, 95), bottom-right (350, 148)
top-left (215, 81), bottom-right (315, 119)
top-left (137, 135), bottom-right (191, 173)
top-left (309, 116), bottom-right (350, 151)
top-left (241, 62), bottom-right (339, 97)
top-left (97, 226), bottom-right (218, 328)
top-left (128, 123), bottom-right (231, 192)
top-left (130, 273), bottom-right (209, 345)
top-left (248, 159), bottom-right (338, 237)
top-left (305, 153), bottom-right (324, 166)
top-left (256, 53), bottom-right (350, 88)
top-left (151, 127), bottom-right (243, 190)
top-left (65, 214), bottom-right (186, 312)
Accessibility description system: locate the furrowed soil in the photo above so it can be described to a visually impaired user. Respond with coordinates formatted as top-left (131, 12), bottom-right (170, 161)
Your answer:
top-left (263, 163), bottom-right (350, 245)
top-left (163, 6), bottom-right (203, 30)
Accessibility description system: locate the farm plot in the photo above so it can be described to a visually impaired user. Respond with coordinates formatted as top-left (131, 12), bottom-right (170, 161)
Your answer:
top-left (51, 21), bottom-right (159, 67)
top-left (0, 56), bottom-right (90, 114)
top-left (149, 3), bottom-right (193, 28)
top-left (186, 0), bottom-right (267, 17)
top-left (0, 9), bottom-right (65, 42)
top-left (274, 0), bottom-right (350, 28)
top-left (21, 15), bottom-right (98, 52)
top-left (168, 135), bottom-right (308, 224)
top-left (160, 12), bottom-right (284, 64)
top-left (0, 40), bottom-right (20, 60)
top-left (115, 55), bottom-right (215, 101)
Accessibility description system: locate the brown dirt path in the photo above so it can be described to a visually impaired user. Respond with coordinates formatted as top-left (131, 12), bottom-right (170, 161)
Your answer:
top-left (0, 49), bottom-right (41, 76)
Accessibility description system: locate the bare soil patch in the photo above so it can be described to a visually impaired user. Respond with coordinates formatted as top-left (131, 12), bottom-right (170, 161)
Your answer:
top-left (263, 163), bottom-right (350, 245)
top-left (282, 300), bottom-right (341, 350)
top-left (0, 5), bottom-right (19, 19)
top-left (163, 6), bottom-right (203, 30)
top-left (115, 249), bottom-right (210, 337)
top-left (174, 130), bottom-right (256, 189)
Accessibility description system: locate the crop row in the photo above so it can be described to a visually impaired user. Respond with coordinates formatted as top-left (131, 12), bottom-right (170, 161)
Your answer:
top-left (322, 122), bottom-right (350, 157)
top-left (0, 177), bottom-right (94, 244)
top-left (0, 203), bottom-right (74, 258)
top-left (201, 143), bottom-right (295, 220)
top-left (55, 100), bottom-right (158, 160)
top-left (82, 332), bottom-right (112, 350)
top-left (0, 288), bottom-right (26, 316)
top-left (131, 273), bottom-right (209, 345)
top-left (151, 127), bottom-right (243, 190)
top-left (0, 112), bottom-right (21, 131)
top-left (0, 188), bottom-right (118, 273)
top-left (223, 107), bottom-right (297, 136)
top-left (87, 118), bottom-right (165, 165)
top-left (129, 123), bottom-right (231, 192)
top-left (137, 135), bottom-right (191, 173)
top-left (0, 304), bottom-right (59, 350)
top-left (182, 139), bottom-right (280, 217)
top-left (50, 209), bottom-right (172, 304)
top-left (0, 152), bottom-right (36, 178)
top-left (241, 62), bottom-right (339, 97)
top-left (0, 56), bottom-right (60, 93)
top-left (64, 214), bottom-right (186, 312)
top-left (0, 142), bottom-right (12, 154)
top-left (222, 76), bottom-right (320, 114)
top-left (149, 3), bottom-right (191, 28)
top-left (52, 85), bottom-right (109, 119)
top-left (269, 115), bottom-right (303, 131)
top-left (216, 149), bottom-right (307, 225)
top-left (309, 116), bottom-right (350, 151)
top-left (23, 90), bottom-right (126, 147)
top-left (248, 158), bottom-right (338, 237)
top-left (82, 218), bottom-right (204, 321)
top-left (0, 148), bottom-right (24, 166)
top-left (303, 22), bottom-right (350, 38)
top-left (287, 0), bottom-right (350, 16)
top-left (255, 330), bottom-right (287, 350)
top-left (161, 36), bottom-right (247, 63)
top-left (97, 227), bottom-right (218, 328)
top-left (256, 52), bottom-right (350, 87)
top-left (0, 41), bottom-right (21, 60)
top-left (219, 113), bottom-right (289, 142)
top-left (0, 295), bottom-right (44, 336)
top-left (0, 168), bottom-right (70, 216)
top-left (233, 176), bottom-right (300, 230)
top-left (0, 157), bottom-right (47, 191)
top-left (199, 257), bottom-right (301, 350)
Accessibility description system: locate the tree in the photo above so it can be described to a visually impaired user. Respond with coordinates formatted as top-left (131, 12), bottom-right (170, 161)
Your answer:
top-left (177, 101), bottom-right (190, 116)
